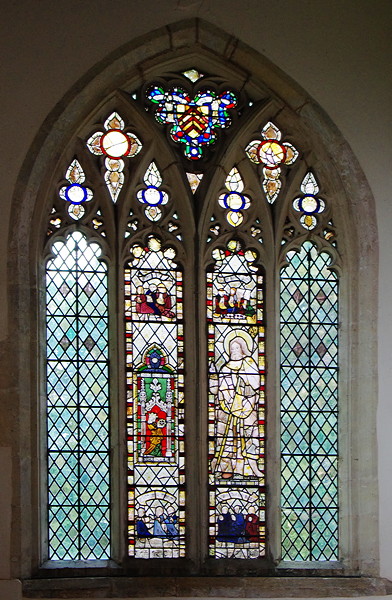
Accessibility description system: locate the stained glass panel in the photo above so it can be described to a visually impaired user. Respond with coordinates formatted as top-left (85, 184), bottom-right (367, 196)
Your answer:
top-left (86, 112), bottom-right (142, 202)
top-left (292, 172), bottom-right (326, 231)
top-left (125, 236), bottom-right (185, 558)
top-left (59, 160), bottom-right (93, 221)
top-left (218, 167), bottom-right (251, 227)
top-left (186, 172), bottom-right (203, 193)
top-left (147, 86), bottom-right (237, 160)
top-left (137, 162), bottom-right (169, 222)
top-left (207, 240), bottom-right (265, 559)
top-left (46, 232), bottom-right (110, 559)
top-left (280, 242), bottom-right (339, 560)
top-left (245, 121), bottom-right (298, 204)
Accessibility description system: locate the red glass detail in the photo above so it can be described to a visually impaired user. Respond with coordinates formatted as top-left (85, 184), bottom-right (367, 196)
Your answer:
top-left (177, 105), bottom-right (209, 138)
top-left (100, 129), bottom-right (131, 159)
top-left (257, 139), bottom-right (287, 169)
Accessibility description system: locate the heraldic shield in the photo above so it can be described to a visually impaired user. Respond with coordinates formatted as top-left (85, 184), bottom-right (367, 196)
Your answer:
top-left (147, 86), bottom-right (238, 160)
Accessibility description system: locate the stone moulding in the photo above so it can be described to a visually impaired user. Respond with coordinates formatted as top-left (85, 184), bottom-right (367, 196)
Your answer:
top-left (22, 576), bottom-right (392, 598)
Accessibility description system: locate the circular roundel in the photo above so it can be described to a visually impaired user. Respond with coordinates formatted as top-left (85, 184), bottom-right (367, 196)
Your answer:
top-left (64, 183), bottom-right (88, 205)
top-left (257, 140), bottom-right (286, 169)
top-left (222, 192), bottom-right (246, 212)
top-left (142, 186), bottom-right (164, 206)
top-left (298, 194), bottom-right (320, 214)
top-left (147, 236), bottom-right (162, 251)
top-left (100, 130), bottom-right (130, 158)
top-left (187, 145), bottom-right (202, 160)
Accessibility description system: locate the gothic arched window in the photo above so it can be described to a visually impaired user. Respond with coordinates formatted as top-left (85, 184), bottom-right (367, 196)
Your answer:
top-left (42, 64), bottom-right (342, 573)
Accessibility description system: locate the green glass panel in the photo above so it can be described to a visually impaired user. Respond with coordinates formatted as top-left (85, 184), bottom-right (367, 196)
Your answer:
top-left (280, 243), bottom-right (338, 561)
top-left (46, 232), bottom-right (110, 560)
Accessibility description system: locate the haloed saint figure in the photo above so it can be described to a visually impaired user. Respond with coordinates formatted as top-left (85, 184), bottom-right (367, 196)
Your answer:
top-left (211, 332), bottom-right (263, 479)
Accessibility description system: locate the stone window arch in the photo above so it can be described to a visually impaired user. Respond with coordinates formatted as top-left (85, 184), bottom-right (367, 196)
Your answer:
top-left (10, 19), bottom-right (379, 592)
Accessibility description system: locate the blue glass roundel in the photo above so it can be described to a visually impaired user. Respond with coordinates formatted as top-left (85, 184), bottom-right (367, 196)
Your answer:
top-left (64, 183), bottom-right (88, 205)
top-left (222, 192), bottom-right (246, 212)
top-left (298, 194), bottom-right (321, 214)
top-left (142, 186), bottom-right (164, 206)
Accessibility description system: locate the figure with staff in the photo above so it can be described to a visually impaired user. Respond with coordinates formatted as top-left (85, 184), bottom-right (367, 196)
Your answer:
top-left (210, 330), bottom-right (263, 479)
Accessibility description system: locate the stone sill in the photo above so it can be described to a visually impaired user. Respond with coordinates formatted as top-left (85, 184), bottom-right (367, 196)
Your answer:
top-left (22, 576), bottom-right (392, 598)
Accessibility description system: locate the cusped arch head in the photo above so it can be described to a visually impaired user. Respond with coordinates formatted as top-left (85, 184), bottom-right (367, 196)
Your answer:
top-left (279, 235), bottom-right (341, 278)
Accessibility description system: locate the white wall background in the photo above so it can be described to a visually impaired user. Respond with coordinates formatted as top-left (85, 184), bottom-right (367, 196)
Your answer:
top-left (0, 0), bottom-right (391, 582)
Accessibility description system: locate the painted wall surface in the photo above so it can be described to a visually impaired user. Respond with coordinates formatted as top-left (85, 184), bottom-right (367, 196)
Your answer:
top-left (0, 0), bottom-right (391, 584)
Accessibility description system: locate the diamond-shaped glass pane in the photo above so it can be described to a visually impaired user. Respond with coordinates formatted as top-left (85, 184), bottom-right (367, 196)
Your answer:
top-left (80, 506), bottom-right (110, 559)
top-left (48, 453), bottom-right (79, 505)
top-left (281, 412), bottom-right (309, 455)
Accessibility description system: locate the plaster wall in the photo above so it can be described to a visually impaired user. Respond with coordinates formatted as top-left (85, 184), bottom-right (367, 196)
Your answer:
top-left (0, 0), bottom-right (391, 591)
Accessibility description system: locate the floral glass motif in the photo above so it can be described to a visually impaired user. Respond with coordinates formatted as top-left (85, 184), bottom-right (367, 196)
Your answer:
top-left (46, 231), bottom-right (110, 559)
top-left (207, 240), bottom-right (266, 558)
top-left (147, 86), bottom-right (237, 160)
top-left (59, 160), bottom-right (93, 220)
top-left (137, 162), bottom-right (169, 222)
top-left (280, 242), bottom-right (338, 560)
top-left (125, 236), bottom-right (185, 558)
top-left (293, 171), bottom-right (326, 230)
top-left (218, 167), bottom-right (251, 227)
top-left (86, 112), bottom-right (142, 202)
top-left (245, 122), bottom-right (299, 203)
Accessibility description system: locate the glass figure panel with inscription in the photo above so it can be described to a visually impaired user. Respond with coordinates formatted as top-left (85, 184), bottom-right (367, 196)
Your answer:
top-left (207, 240), bottom-right (266, 558)
top-left (125, 236), bottom-right (185, 558)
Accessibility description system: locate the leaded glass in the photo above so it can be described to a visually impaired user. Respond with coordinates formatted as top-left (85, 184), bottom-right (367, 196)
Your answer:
top-left (137, 161), bottom-right (169, 222)
top-left (125, 236), bottom-right (185, 558)
top-left (43, 66), bottom-right (343, 569)
top-left (186, 172), bottom-right (203, 193)
top-left (245, 121), bottom-right (298, 204)
top-left (46, 231), bottom-right (110, 559)
top-left (207, 240), bottom-right (265, 559)
top-left (59, 160), bottom-right (93, 221)
top-left (182, 68), bottom-right (204, 82)
top-left (292, 172), bottom-right (326, 231)
top-left (146, 86), bottom-right (237, 160)
top-left (218, 167), bottom-right (251, 227)
top-left (86, 112), bottom-right (142, 202)
top-left (280, 242), bottom-right (338, 561)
